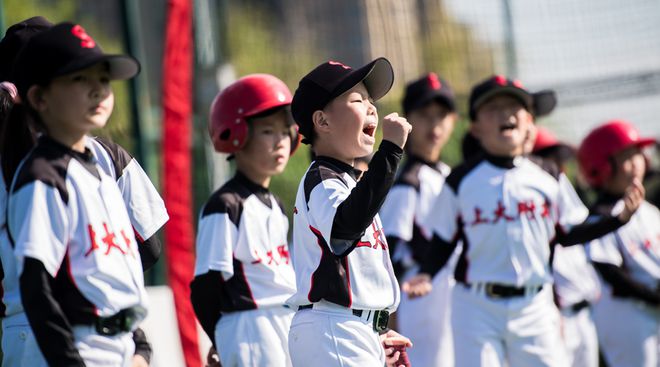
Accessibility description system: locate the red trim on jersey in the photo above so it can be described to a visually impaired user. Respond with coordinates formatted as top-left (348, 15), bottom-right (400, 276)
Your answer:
top-left (307, 226), bottom-right (323, 302)
top-left (343, 256), bottom-right (352, 308)
top-left (132, 226), bottom-right (144, 243)
top-left (65, 248), bottom-right (98, 316)
top-left (235, 256), bottom-right (257, 308)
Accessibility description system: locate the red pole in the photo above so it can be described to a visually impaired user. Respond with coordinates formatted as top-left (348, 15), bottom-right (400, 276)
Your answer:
top-left (161, 0), bottom-right (201, 365)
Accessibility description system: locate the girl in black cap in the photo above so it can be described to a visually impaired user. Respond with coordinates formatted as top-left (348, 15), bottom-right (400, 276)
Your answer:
top-left (5, 22), bottom-right (154, 367)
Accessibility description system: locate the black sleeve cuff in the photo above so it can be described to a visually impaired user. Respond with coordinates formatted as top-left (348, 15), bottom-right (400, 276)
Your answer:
top-left (418, 234), bottom-right (458, 277)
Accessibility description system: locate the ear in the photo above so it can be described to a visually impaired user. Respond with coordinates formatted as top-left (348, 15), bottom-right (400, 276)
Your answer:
top-left (26, 85), bottom-right (47, 111)
top-left (312, 110), bottom-right (330, 133)
top-left (469, 121), bottom-right (481, 139)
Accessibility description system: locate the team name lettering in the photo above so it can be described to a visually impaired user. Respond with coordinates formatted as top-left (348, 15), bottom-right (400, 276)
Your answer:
top-left (251, 244), bottom-right (291, 265)
top-left (85, 223), bottom-right (133, 257)
top-left (468, 199), bottom-right (553, 227)
top-left (356, 222), bottom-right (388, 250)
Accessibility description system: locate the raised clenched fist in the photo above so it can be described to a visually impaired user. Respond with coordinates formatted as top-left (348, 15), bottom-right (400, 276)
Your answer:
top-left (382, 112), bottom-right (412, 149)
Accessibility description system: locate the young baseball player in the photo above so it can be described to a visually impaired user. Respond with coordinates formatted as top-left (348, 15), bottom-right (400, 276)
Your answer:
top-left (578, 120), bottom-right (660, 367)
top-left (379, 72), bottom-right (457, 367)
top-left (403, 75), bottom-right (644, 367)
top-left (190, 73), bottom-right (299, 367)
top-left (5, 22), bottom-right (151, 366)
top-left (0, 18), bottom-right (167, 367)
top-left (532, 126), bottom-right (601, 367)
top-left (286, 57), bottom-right (413, 367)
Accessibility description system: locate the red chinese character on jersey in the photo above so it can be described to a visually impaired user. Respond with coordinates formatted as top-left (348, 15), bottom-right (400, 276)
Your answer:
top-left (266, 250), bottom-right (279, 265)
top-left (517, 200), bottom-right (536, 219)
top-left (251, 250), bottom-right (263, 264)
top-left (85, 224), bottom-right (100, 257)
top-left (541, 200), bottom-right (551, 218)
top-left (470, 207), bottom-right (490, 226)
top-left (277, 245), bottom-right (290, 264)
top-left (119, 230), bottom-right (135, 258)
top-left (492, 200), bottom-right (514, 223)
top-left (372, 223), bottom-right (387, 250)
top-left (102, 223), bottom-right (125, 255)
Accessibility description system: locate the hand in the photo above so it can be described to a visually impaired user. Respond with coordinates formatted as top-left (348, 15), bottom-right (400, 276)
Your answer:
top-left (382, 112), bottom-right (412, 149)
top-left (206, 346), bottom-right (221, 367)
top-left (401, 273), bottom-right (432, 299)
top-left (380, 329), bottom-right (413, 367)
top-left (131, 355), bottom-right (149, 367)
top-left (618, 178), bottom-right (644, 223)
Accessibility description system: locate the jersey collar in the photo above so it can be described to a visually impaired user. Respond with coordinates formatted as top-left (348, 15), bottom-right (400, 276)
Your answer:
top-left (234, 170), bottom-right (269, 194)
top-left (407, 154), bottom-right (446, 173)
top-left (314, 156), bottom-right (360, 181)
top-left (483, 152), bottom-right (522, 169)
top-left (40, 135), bottom-right (95, 163)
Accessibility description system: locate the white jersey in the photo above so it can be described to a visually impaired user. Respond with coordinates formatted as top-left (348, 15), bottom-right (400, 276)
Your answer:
top-left (8, 136), bottom-right (148, 321)
top-left (288, 156), bottom-right (400, 311)
top-left (194, 172), bottom-right (296, 310)
top-left (587, 200), bottom-right (660, 290)
top-left (552, 174), bottom-right (601, 308)
top-left (380, 156), bottom-right (450, 271)
top-left (1, 137), bottom-right (167, 319)
top-left (424, 154), bottom-right (589, 286)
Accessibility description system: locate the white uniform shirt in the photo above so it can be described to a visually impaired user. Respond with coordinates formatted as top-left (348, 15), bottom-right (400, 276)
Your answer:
top-left (424, 154), bottom-right (589, 287)
top-left (8, 136), bottom-right (148, 321)
top-left (380, 156), bottom-right (450, 271)
top-left (288, 157), bottom-right (400, 311)
top-left (587, 200), bottom-right (660, 290)
top-left (194, 172), bottom-right (296, 310)
top-left (552, 174), bottom-right (601, 307)
top-left (1, 137), bottom-right (167, 318)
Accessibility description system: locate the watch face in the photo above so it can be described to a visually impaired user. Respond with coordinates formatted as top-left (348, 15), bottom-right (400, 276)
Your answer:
top-left (374, 310), bottom-right (390, 332)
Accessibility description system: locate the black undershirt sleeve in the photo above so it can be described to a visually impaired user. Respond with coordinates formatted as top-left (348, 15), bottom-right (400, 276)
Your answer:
top-left (136, 234), bottom-right (162, 271)
top-left (330, 141), bottom-right (403, 254)
top-left (418, 234), bottom-right (459, 278)
top-left (190, 271), bottom-right (223, 348)
top-left (132, 327), bottom-right (152, 363)
top-left (385, 235), bottom-right (405, 280)
top-left (592, 261), bottom-right (660, 305)
top-left (556, 215), bottom-right (625, 246)
top-left (20, 257), bottom-right (85, 366)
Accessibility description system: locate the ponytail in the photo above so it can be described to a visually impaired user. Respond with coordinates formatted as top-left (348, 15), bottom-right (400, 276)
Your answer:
top-left (0, 98), bottom-right (38, 184)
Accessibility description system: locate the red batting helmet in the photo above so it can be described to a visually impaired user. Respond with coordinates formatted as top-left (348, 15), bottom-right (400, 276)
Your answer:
top-left (577, 120), bottom-right (655, 188)
top-left (209, 73), bottom-right (298, 154)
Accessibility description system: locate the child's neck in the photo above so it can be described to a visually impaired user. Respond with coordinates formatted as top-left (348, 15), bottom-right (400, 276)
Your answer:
top-left (48, 130), bottom-right (87, 153)
top-left (313, 146), bottom-right (355, 167)
top-left (237, 168), bottom-right (270, 189)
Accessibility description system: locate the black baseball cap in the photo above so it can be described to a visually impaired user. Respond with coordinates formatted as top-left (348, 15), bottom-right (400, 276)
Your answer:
top-left (291, 57), bottom-right (394, 144)
top-left (403, 72), bottom-right (455, 114)
top-left (0, 16), bottom-right (54, 81)
top-left (468, 75), bottom-right (556, 121)
top-left (11, 22), bottom-right (140, 99)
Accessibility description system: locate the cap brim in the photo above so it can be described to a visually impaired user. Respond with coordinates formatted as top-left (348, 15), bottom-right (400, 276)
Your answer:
top-left (472, 86), bottom-right (533, 113)
top-left (331, 57), bottom-right (394, 102)
top-left (56, 54), bottom-right (140, 80)
top-left (637, 137), bottom-right (656, 148)
top-left (533, 90), bottom-right (557, 117)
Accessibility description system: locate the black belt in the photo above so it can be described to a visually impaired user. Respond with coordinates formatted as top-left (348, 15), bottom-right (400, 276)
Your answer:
top-left (569, 300), bottom-right (590, 313)
top-left (298, 304), bottom-right (390, 332)
top-left (463, 282), bottom-right (542, 299)
top-left (94, 307), bottom-right (139, 336)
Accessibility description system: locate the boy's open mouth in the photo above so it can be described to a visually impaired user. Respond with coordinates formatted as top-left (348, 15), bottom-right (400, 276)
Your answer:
top-left (363, 124), bottom-right (377, 137)
top-left (500, 124), bottom-right (516, 132)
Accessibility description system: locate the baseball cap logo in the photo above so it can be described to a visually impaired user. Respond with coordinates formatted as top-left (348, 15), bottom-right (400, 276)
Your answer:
top-left (328, 60), bottom-right (351, 70)
top-left (71, 24), bottom-right (96, 49)
top-left (427, 72), bottom-right (441, 90)
top-left (494, 75), bottom-right (508, 86)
